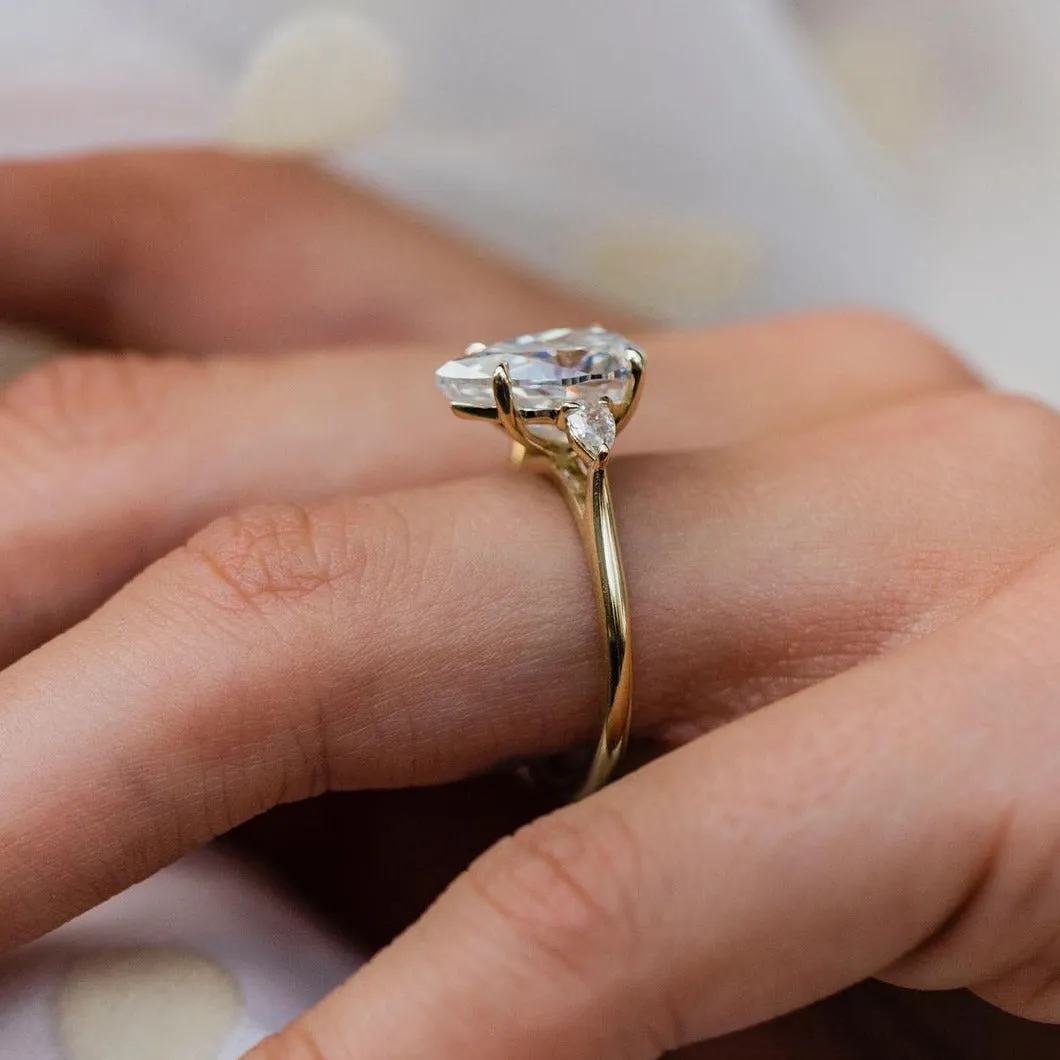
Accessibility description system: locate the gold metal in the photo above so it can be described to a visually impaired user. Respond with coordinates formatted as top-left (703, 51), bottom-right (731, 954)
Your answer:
top-left (450, 351), bottom-right (643, 799)
top-left (615, 347), bottom-right (646, 430)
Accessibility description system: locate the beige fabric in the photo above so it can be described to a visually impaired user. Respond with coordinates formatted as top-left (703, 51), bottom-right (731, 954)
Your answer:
top-left (56, 950), bottom-right (241, 1060)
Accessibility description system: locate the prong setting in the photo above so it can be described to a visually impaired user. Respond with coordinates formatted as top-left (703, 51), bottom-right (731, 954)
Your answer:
top-left (555, 402), bottom-right (580, 433)
top-left (491, 363), bottom-right (553, 457)
top-left (612, 346), bottom-right (645, 431)
top-left (438, 326), bottom-right (643, 465)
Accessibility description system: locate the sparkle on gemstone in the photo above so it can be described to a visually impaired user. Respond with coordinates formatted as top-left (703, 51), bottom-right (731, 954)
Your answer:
top-left (566, 401), bottom-right (616, 459)
top-left (435, 326), bottom-right (639, 412)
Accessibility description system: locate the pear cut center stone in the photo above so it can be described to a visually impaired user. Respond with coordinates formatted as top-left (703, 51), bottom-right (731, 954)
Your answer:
top-left (435, 326), bottom-right (639, 412)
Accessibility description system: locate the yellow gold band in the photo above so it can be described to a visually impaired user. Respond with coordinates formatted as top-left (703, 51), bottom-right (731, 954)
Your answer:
top-left (555, 454), bottom-right (633, 798)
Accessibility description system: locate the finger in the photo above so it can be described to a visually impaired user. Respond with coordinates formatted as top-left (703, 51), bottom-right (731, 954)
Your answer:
top-left (252, 539), bottom-right (1060, 1060)
top-left (240, 799), bottom-right (1060, 1060)
top-left (0, 149), bottom-right (610, 352)
top-left (0, 313), bottom-right (970, 662)
top-left (0, 388), bottom-right (1057, 949)
top-left (235, 794), bottom-right (923, 1059)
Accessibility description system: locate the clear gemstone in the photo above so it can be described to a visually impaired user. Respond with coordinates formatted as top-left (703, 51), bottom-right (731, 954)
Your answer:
top-left (566, 402), bottom-right (616, 458)
top-left (435, 326), bottom-right (638, 412)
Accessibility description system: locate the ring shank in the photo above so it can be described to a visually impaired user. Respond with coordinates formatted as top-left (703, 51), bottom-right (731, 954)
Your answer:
top-left (576, 463), bottom-right (633, 797)
top-left (523, 448), bottom-right (633, 799)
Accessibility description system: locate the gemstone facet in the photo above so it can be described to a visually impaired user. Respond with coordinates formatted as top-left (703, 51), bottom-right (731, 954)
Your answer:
top-left (565, 402), bottom-right (616, 459)
top-left (435, 326), bottom-right (639, 412)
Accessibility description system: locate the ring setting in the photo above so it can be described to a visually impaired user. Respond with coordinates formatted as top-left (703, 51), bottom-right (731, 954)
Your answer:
top-left (436, 326), bottom-right (645, 798)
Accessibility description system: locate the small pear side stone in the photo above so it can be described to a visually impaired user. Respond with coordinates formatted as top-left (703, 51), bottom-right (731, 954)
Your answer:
top-left (566, 402), bottom-right (616, 459)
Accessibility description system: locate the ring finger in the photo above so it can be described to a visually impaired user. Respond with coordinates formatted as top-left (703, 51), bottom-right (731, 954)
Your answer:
top-left (0, 312), bottom-right (970, 664)
top-left (0, 384), bottom-right (1055, 950)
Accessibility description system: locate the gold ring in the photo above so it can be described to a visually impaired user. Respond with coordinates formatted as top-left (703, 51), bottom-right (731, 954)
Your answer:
top-left (436, 326), bottom-right (645, 799)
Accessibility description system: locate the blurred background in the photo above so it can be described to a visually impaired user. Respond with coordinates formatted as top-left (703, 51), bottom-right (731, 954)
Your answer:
top-left (1, 0), bottom-right (1058, 399)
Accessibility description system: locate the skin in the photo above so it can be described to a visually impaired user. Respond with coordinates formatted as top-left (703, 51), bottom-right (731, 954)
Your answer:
top-left (1, 150), bottom-right (1060, 1058)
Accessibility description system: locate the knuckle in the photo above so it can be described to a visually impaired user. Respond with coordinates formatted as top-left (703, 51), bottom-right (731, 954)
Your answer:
top-left (864, 390), bottom-right (1060, 635)
top-left (818, 309), bottom-right (976, 390)
top-left (942, 391), bottom-right (1060, 477)
top-left (0, 352), bottom-right (190, 462)
top-left (174, 496), bottom-right (412, 619)
top-left (461, 805), bottom-right (644, 978)
top-left (978, 391), bottom-right (1060, 456)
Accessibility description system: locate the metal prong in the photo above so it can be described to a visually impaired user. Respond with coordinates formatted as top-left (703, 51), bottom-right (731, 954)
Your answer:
top-left (492, 364), bottom-right (551, 456)
top-left (613, 346), bottom-right (646, 432)
top-left (555, 402), bottom-right (580, 433)
top-left (567, 434), bottom-right (611, 470)
top-left (465, 341), bottom-right (488, 356)
top-left (492, 363), bottom-right (516, 423)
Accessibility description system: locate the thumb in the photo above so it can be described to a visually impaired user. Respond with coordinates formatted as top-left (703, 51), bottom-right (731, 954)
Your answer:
top-left (248, 545), bottom-right (1060, 1059)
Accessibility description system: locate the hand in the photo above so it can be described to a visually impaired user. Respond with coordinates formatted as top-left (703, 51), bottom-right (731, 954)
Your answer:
top-left (0, 150), bottom-right (1054, 1057)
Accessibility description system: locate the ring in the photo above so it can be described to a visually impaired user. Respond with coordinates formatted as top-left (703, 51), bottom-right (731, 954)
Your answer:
top-left (436, 326), bottom-right (645, 798)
